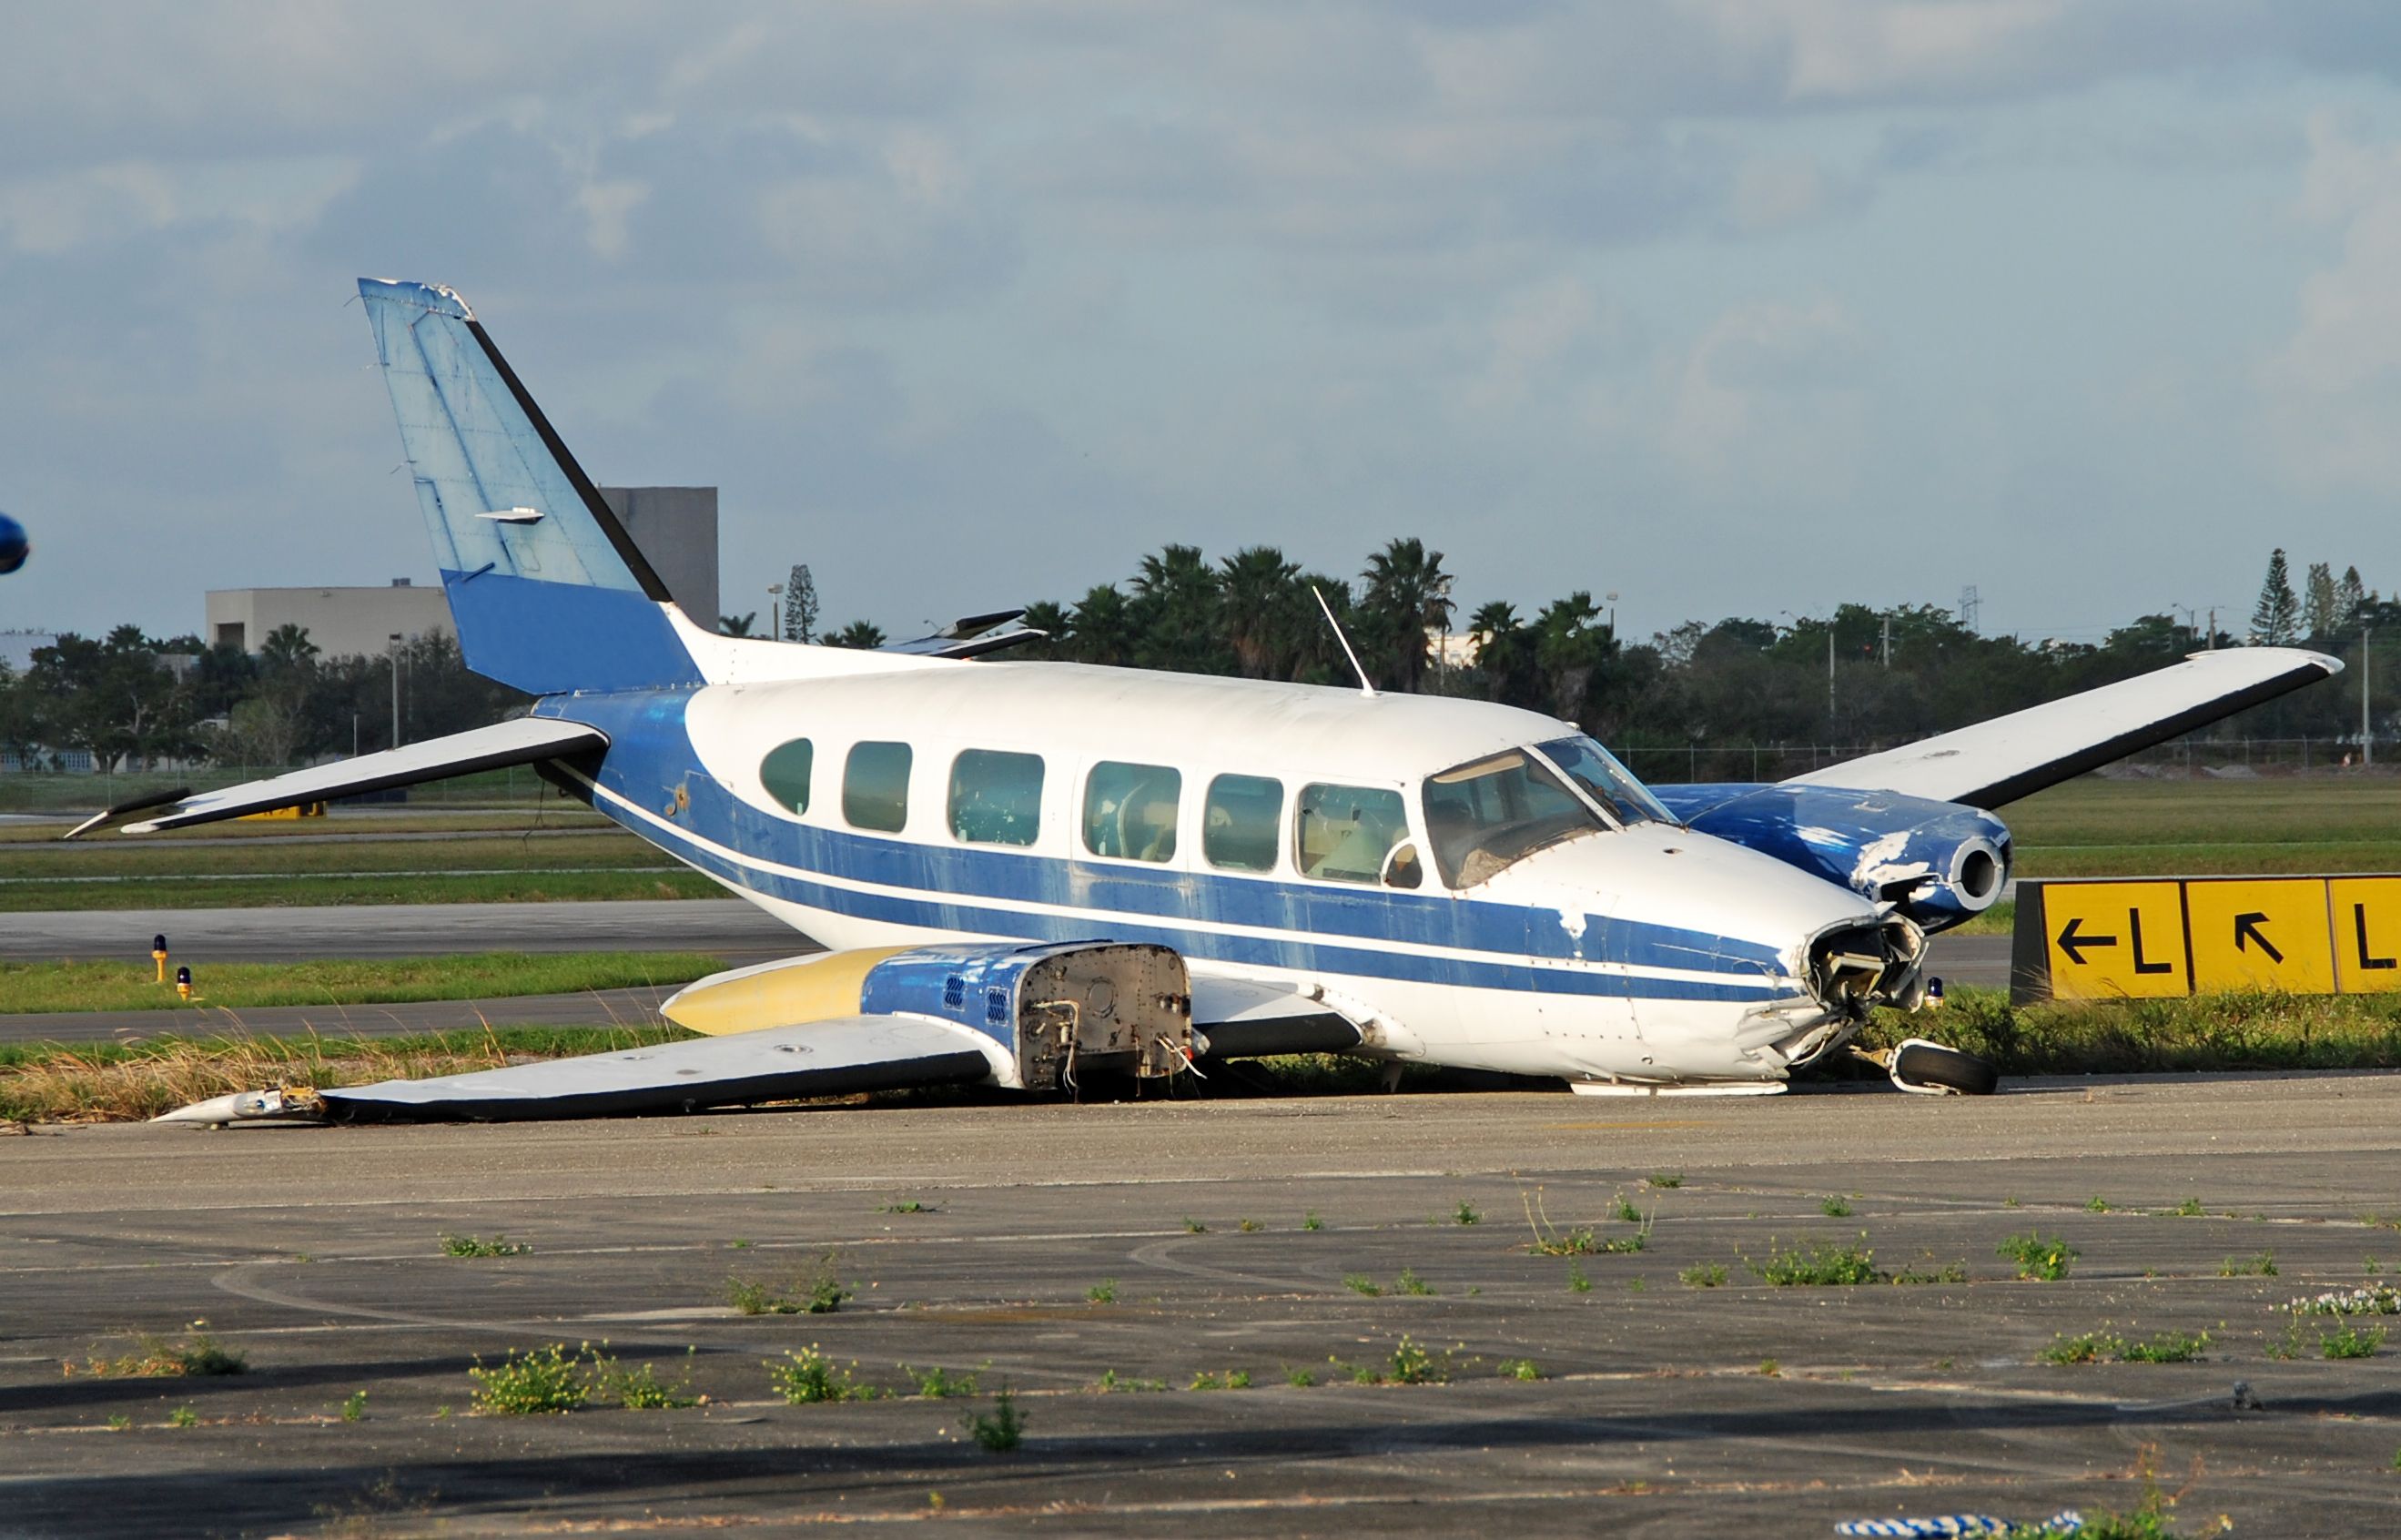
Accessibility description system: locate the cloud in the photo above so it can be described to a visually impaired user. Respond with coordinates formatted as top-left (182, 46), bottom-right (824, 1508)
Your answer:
top-left (2262, 113), bottom-right (2401, 492)
top-left (1664, 299), bottom-right (1870, 503)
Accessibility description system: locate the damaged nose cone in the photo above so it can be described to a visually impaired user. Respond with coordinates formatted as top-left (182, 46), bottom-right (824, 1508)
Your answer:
top-left (1808, 917), bottom-right (1927, 1018)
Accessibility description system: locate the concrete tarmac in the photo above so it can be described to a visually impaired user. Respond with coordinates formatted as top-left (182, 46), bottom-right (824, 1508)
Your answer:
top-left (3, 1074), bottom-right (2396, 1536)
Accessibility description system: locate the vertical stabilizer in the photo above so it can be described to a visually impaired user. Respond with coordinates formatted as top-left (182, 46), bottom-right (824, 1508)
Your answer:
top-left (359, 279), bottom-right (703, 695)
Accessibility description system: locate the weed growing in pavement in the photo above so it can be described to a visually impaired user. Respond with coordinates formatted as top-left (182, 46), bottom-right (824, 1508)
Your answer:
top-left (728, 1239), bottom-right (754, 1249)
top-left (964, 1383), bottom-right (1023, 1453)
top-left (2165, 1198), bottom-right (2205, 1218)
top-left (1889, 1259), bottom-right (1970, 1285)
top-left (2285, 1282), bottom-right (2401, 1316)
top-left (1090, 1368), bottom-right (1165, 1393)
top-left (879, 1200), bottom-right (928, 1213)
top-left (1394, 1268), bottom-right (1435, 1296)
top-left (167, 1405), bottom-right (198, 1428)
top-left (1611, 1194), bottom-right (1645, 1223)
top-left (1498, 1358), bottom-right (1543, 1381)
top-left (468, 1344), bottom-right (585, 1414)
top-left (439, 1233), bottom-right (528, 1258)
top-left (105, 1413), bottom-right (129, 1432)
top-left (77, 1325), bottom-right (246, 1379)
top-left (1756, 1358), bottom-right (1780, 1377)
top-left (1086, 1278), bottom-right (1118, 1304)
top-left (1284, 1365), bottom-right (1317, 1387)
top-left (1454, 1201), bottom-right (1481, 1226)
top-left (1647, 1172), bottom-right (1683, 1189)
top-left (1239, 1218), bottom-right (1262, 1232)
top-left (2219, 1251), bottom-right (2277, 1278)
top-left (1679, 1262), bottom-right (1728, 1288)
top-left (1182, 1217), bottom-right (1207, 1233)
top-left (767, 1346), bottom-right (876, 1404)
top-left (1997, 1231), bottom-right (2077, 1282)
top-left (726, 1251), bottom-right (854, 1315)
top-left (1387, 1335), bottom-right (1451, 1384)
top-left (1820, 1196), bottom-right (1853, 1218)
top-left (1567, 1265), bottom-right (1592, 1293)
top-left (2087, 1195), bottom-right (2114, 1212)
top-left (1748, 1236), bottom-right (1879, 1287)
top-left (1302, 1211), bottom-right (1323, 1231)
top-left (2320, 1322), bottom-right (2386, 1360)
top-left (904, 1363), bottom-right (980, 1398)
top-left (591, 1348), bottom-right (701, 1409)
top-left (2040, 1330), bottom-right (2210, 1365)
top-left (339, 1390), bottom-right (368, 1423)
top-left (1188, 1369), bottom-right (1252, 1390)
top-left (1342, 1273), bottom-right (1383, 1296)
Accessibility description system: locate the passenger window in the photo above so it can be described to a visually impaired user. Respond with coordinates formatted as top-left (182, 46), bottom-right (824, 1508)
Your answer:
top-left (1203, 774), bottom-right (1283, 873)
top-left (843, 741), bottom-right (912, 833)
top-left (759, 738), bottom-right (813, 815)
top-left (949, 749), bottom-right (1044, 846)
top-left (1296, 783), bottom-right (1412, 885)
top-left (1083, 761), bottom-right (1181, 863)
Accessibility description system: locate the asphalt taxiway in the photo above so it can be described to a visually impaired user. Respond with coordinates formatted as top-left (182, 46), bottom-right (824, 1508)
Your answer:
top-left (4, 1073), bottom-right (2395, 1535)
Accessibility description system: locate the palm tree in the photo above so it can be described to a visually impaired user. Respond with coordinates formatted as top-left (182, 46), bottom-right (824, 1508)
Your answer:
top-left (719, 612), bottom-right (758, 638)
top-left (1067, 584), bottom-right (1137, 667)
top-left (824, 621), bottom-right (886, 650)
top-left (1359, 538), bottom-right (1454, 694)
top-left (1129, 545), bottom-right (1228, 674)
top-left (1217, 546), bottom-right (1302, 678)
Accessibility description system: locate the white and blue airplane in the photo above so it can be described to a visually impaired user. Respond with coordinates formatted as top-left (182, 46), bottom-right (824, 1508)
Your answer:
top-left (116, 280), bottom-right (2337, 1125)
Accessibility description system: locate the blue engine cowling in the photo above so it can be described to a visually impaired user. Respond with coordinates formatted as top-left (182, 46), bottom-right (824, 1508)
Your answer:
top-left (1650, 782), bottom-right (2011, 933)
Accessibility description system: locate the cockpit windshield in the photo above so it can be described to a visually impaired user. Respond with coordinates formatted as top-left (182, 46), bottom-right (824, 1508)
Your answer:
top-left (1422, 749), bottom-right (1606, 888)
top-left (1534, 735), bottom-right (1677, 826)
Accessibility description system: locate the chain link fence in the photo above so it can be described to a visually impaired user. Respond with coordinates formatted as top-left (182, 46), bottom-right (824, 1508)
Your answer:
top-left (1615, 737), bottom-right (2391, 785)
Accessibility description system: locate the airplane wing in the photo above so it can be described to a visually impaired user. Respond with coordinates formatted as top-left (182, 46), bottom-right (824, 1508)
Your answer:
top-left (1781, 646), bottom-right (2341, 811)
top-left (156, 1015), bottom-right (1002, 1125)
top-left (69, 717), bottom-right (607, 838)
top-left (880, 609), bottom-right (1048, 660)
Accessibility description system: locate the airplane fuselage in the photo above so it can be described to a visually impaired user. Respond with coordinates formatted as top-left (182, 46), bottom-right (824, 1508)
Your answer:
top-left (536, 656), bottom-right (1910, 1090)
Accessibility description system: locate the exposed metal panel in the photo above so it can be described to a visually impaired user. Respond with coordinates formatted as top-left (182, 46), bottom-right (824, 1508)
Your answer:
top-left (109, 717), bottom-right (606, 836)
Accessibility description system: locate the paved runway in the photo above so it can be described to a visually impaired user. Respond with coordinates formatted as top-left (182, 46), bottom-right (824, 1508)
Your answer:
top-left (3, 1074), bottom-right (2395, 1535)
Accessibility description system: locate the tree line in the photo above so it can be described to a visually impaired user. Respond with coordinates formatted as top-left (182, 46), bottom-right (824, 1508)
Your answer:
top-left (1, 544), bottom-right (2386, 775)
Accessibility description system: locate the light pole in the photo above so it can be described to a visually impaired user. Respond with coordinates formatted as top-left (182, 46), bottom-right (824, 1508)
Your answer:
top-left (2366, 625), bottom-right (2375, 769)
top-left (1604, 590), bottom-right (1619, 640)
top-left (389, 633), bottom-right (402, 749)
top-left (766, 583), bottom-right (783, 641)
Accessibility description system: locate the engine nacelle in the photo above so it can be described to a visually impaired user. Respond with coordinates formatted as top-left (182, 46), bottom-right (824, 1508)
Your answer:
top-left (1666, 783), bottom-right (2011, 933)
top-left (662, 940), bottom-right (1193, 1091)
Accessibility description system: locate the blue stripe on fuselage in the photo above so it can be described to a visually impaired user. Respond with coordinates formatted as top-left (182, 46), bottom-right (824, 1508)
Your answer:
top-left (537, 691), bottom-right (1793, 1004)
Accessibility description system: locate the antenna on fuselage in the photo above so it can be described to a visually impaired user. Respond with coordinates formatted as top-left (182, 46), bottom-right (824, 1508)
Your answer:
top-left (1312, 585), bottom-right (1378, 700)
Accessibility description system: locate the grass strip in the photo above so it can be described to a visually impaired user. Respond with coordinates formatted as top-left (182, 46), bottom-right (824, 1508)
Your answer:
top-left (0, 1024), bottom-right (695, 1123)
top-left (0, 950), bottom-right (724, 1015)
top-left (0, 869), bottom-right (718, 910)
top-left (0, 833), bottom-right (664, 878)
top-left (1864, 986), bottom-right (2401, 1075)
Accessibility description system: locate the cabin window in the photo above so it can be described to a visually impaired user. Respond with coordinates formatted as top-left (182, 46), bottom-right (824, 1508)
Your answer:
top-left (1535, 735), bottom-right (1675, 826)
top-left (1203, 774), bottom-right (1283, 872)
top-left (1423, 749), bottom-right (1603, 888)
top-left (843, 741), bottom-right (912, 832)
top-left (949, 749), bottom-right (1044, 846)
top-left (759, 738), bottom-right (814, 815)
top-left (1295, 783), bottom-right (1413, 886)
top-left (1083, 761), bottom-right (1180, 862)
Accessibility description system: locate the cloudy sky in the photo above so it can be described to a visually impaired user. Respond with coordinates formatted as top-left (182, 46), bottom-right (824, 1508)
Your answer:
top-left (5, 2), bottom-right (2401, 648)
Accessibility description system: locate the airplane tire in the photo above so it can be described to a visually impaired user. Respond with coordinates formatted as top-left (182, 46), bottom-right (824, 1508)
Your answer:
top-left (1890, 1040), bottom-right (1999, 1097)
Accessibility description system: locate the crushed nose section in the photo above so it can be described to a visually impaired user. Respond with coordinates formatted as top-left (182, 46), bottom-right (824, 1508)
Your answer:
top-left (1807, 917), bottom-right (1928, 1018)
top-left (151, 1088), bottom-right (326, 1127)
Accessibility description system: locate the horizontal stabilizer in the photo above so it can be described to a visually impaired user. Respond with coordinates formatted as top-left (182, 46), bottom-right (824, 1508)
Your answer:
top-left (1787, 646), bottom-right (2342, 810)
top-left (99, 717), bottom-right (607, 836)
top-left (155, 1016), bottom-right (1001, 1124)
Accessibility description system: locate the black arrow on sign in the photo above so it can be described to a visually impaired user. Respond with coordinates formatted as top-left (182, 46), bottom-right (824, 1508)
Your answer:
top-left (2233, 912), bottom-right (2284, 964)
top-left (2056, 915), bottom-right (2116, 966)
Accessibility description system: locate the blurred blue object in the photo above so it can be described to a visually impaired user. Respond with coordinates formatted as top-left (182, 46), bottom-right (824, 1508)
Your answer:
top-left (0, 512), bottom-right (25, 574)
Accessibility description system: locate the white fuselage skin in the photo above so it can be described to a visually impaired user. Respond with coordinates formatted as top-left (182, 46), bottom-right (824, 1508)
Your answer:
top-left (572, 633), bottom-right (1898, 1090)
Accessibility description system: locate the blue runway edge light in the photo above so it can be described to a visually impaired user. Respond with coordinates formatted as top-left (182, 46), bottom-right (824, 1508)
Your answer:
top-left (0, 512), bottom-right (26, 574)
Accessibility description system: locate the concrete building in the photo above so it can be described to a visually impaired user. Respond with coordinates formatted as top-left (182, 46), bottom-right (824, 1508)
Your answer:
top-left (205, 581), bottom-right (451, 660)
top-left (597, 487), bottom-right (719, 625)
top-left (207, 486), bottom-right (720, 657)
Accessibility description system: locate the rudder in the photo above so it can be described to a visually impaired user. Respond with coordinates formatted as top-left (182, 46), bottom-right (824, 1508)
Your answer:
top-left (359, 279), bottom-right (703, 695)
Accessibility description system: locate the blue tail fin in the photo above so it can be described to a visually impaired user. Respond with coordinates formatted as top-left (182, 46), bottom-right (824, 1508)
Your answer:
top-left (359, 279), bottom-right (703, 696)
